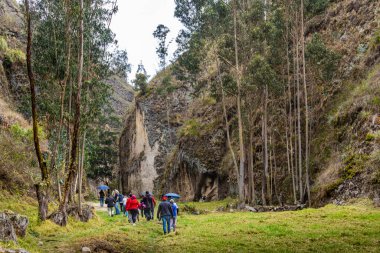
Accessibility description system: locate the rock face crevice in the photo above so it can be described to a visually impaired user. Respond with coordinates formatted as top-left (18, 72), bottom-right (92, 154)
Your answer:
top-left (120, 103), bottom-right (161, 194)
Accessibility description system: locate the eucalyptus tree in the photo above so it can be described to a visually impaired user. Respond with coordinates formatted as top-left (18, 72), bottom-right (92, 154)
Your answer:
top-left (24, 0), bottom-right (50, 221)
top-left (153, 24), bottom-right (171, 70)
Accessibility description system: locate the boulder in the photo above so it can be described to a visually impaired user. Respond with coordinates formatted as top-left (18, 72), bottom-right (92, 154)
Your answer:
top-left (0, 213), bottom-right (17, 242)
top-left (4, 211), bottom-right (29, 237)
top-left (81, 247), bottom-right (91, 253)
top-left (245, 206), bottom-right (258, 212)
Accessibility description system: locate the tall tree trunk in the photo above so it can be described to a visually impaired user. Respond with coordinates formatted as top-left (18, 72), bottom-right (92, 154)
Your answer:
top-left (25, 0), bottom-right (49, 221)
top-left (269, 133), bottom-right (273, 205)
top-left (287, 19), bottom-right (297, 204)
top-left (217, 59), bottom-right (239, 179)
top-left (233, 0), bottom-right (245, 202)
top-left (51, 1), bottom-right (72, 202)
top-left (300, 0), bottom-right (311, 207)
top-left (295, 11), bottom-right (303, 203)
top-left (59, 0), bottom-right (84, 226)
top-left (248, 113), bottom-right (255, 204)
top-left (264, 85), bottom-right (270, 204)
top-left (78, 131), bottom-right (86, 216)
top-left (261, 116), bottom-right (267, 205)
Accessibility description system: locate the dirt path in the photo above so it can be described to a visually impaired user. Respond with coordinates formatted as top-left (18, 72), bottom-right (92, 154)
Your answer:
top-left (87, 201), bottom-right (107, 212)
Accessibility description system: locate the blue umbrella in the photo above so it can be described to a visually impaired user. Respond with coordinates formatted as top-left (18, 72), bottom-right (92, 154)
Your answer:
top-left (97, 185), bottom-right (109, 191)
top-left (164, 193), bottom-right (181, 199)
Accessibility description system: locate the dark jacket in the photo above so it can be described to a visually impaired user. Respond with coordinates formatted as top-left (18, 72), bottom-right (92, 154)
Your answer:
top-left (105, 197), bottom-right (115, 207)
top-left (157, 201), bottom-right (173, 219)
top-left (141, 195), bottom-right (155, 209)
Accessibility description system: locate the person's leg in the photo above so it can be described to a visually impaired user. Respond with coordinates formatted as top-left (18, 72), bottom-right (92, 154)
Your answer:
top-left (166, 216), bottom-right (171, 233)
top-left (151, 208), bottom-right (154, 220)
top-left (128, 211), bottom-right (132, 222)
top-left (162, 216), bottom-right (168, 234)
top-left (173, 217), bottom-right (177, 231)
top-left (100, 198), bottom-right (104, 207)
top-left (115, 203), bottom-right (120, 214)
top-left (133, 210), bottom-right (138, 223)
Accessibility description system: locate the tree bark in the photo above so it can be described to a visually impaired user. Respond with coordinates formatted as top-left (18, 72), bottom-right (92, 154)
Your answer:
top-left (301, 0), bottom-right (311, 207)
top-left (217, 59), bottom-right (239, 179)
top-left (295, 10), bottom-right (303, 203)
top-left (233, 0), bottom-right (245, 202)
top-left (78, 131), bottom-right (86, 216)
top-left (25, 0), bottom-right (49, 221)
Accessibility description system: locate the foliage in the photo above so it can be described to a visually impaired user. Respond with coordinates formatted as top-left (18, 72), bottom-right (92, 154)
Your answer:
top-left (24, 0), bottom-right (128, 181)
top-left (179, 119), bottom-right (202, 137)
top-left (340, 153), bottom-right (369, 180)
top-left (0, 36), bottom-right (8, 52)
top-left (4, 49), bottom-right (26, 64)
top-left (247, 54), bottom-right (279, 93)
top-left (306, 34), bottom-right (341, 81)
top-left (370, 29), bottom-right (380, 51)
top-left (110, 49), bottom-right (131, 80)
top-left (305, 0), bottom-right (330, 15)
top-left (133, 73), bottom-right (148, 95)
top-left (153, 24), bottom-right (171, 69)
top-left (10, 123), bottom-right (47, 142)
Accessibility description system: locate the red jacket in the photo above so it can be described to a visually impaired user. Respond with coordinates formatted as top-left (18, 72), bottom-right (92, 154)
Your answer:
top-left (126, 196), bottom-right (140, 211)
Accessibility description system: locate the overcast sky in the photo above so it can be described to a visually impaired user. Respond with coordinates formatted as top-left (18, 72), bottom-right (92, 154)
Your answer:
top-left (110, 0), bottom-right (184, 80)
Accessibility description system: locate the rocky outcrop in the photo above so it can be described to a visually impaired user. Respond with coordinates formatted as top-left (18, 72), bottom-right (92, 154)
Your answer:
top-left (0, 211), bottom-right (29, 242)
top-left (120, 82), bottom-right (192, 195)
top-left (119, 76), bottom-right (233, 200)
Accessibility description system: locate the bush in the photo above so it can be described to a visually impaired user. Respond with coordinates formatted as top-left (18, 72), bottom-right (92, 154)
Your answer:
top-left (306, 34), bottom-right (341, 81)
top-left (0, 36), bottom-right (8, 52)
top-left (306, 0), bottom-right (330, 15)
top-left (10, 123), bottom-right (47, 142)
top-left (180, 119), bottom-right (202, 137)
top-left (370, 29), bottom-right (380, 51)
top-left (4, 49), bottom-right (26, 64)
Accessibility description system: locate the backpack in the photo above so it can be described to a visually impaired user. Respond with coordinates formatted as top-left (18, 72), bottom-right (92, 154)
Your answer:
top-left (139, 202), bottom-right (146, 210)
top-left (118, 194), bottom-right (124, 203)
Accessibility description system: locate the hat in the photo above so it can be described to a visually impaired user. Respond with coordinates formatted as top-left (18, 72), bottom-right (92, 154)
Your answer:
top-left (170, 199), bottom-right (174, 203)
top-left (162, 196), bottom-right (168, 201)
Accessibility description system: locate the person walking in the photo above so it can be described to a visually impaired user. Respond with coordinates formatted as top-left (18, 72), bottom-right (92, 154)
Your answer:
top-left (157, 196), bottom-right (173, 234)
top-left (123, 194), bottom-right (128, 217)
top-left (126, 194), bottom-right (140, 225)
top-left (141, 191), bottom-right (154, 221)
top-left (105, 194), bottom-right (115, 217)
top-left (170, 199), bottom-right (179, 232)
top-left (113, 190), bottom-right (121, 215)
top-left (149, 193), bottom-right (157, 220)
top-left (99, 190), bottom-right (105, 207)
top-left (118, 192), bottom-right (124, 213)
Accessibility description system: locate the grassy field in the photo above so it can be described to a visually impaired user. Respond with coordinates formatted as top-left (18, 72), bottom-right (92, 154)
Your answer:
top-left (0, 195), bottom-right (380, 253)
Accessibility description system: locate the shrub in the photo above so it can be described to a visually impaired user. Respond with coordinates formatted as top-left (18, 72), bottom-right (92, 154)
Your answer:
top-left (305, 0), bottom-right (330, 15)
top-left (306, 34), bottom-right (341, 81)
top-left (180, 119), bottom-right (202, 137)
top-left (370, 29), bottom-right (380, 51)
top-left (366, 133), bottom-right (375, 142)
top-left (4, 49), bottom-right (26, 64)
top-left (0, 36), bottom-right (8, 52)
top-left (340, 153), bottom-right (369, 180)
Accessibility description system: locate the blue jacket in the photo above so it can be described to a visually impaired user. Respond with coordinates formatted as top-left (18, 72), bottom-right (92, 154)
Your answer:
top-left (171, 203), bottom-right (178, 217)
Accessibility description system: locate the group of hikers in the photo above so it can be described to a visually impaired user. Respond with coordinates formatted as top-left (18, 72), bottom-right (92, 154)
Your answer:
top-left (98, 189), bottom-right (179, 234)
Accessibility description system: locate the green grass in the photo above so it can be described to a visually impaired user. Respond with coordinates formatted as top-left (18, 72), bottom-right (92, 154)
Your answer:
top-left (0, 197), bottom-right (380, 253)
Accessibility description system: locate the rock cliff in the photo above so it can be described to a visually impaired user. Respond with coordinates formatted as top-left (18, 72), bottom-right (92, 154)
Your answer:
top-left (119, 0), bottom-right (380, 203)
